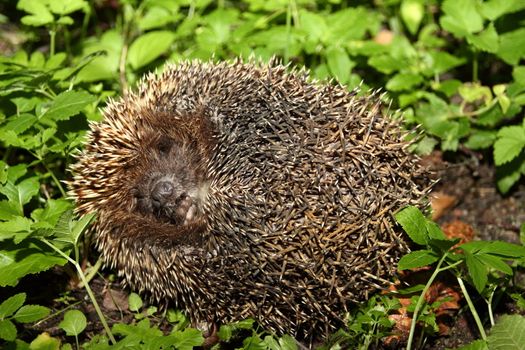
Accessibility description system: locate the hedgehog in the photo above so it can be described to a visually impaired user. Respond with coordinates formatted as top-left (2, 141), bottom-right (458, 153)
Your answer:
top-left (69, 59), bottom-right (431, 340)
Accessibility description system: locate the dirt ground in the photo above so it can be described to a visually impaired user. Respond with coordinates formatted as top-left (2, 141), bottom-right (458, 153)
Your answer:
top-left (6, 150), bottom-right (525, 349)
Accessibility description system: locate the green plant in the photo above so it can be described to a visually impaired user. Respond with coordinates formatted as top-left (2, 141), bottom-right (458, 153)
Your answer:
top-left (395, 206), bottom-right (525, 350)
top-left (0, 293), bottom-right (50, 342)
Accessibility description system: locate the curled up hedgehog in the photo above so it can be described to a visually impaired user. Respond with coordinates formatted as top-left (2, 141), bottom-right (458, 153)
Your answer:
top-left (69, 59), bottom-right (431, 340)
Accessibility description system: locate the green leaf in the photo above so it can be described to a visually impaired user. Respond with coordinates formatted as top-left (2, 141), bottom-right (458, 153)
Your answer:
top-left (467, 23), bottom-right (499, 53)
top-left (127, 31), bottom-right (176, 70)
top-left (428, 51), bottom-right (465, 75)
top-left (29, 332), bottom-right (60, 349)
top-left (440, 0), bottom-right (484, 38)
top-left (386, 72), bottom-right (423, 92)
top-left (17, 0), bottom-right (54, 26)
top-left (128, 293), bottom-right (143, 312)
top-left (48, 0), bottom-right (87, 15)
top-left (0, 319), bottom-right (17, 341)
top-left (0, 216), bottom-right (33, 243)
top-left (368, 55), bottom-right (405, 74)
top-left (478, 241), bottom-right (525, 258)
top-left (398, 250), bottom-right (439, 270)
top-left (481, 0), bottom-right (521, 21)
top-left (14, 304), bottom-right (50, 323)
top-left (171, 328), bottom-right (205, 350)
top-left (325, 47), bottom-right (354, 84)
top-left (0, 239), bottom-right (67, 287)
top-left (401, 0), bottom-right (424, 34)
top-left (139, 6), bottom-right (177, 31)
top-left (497, 28), bottom-right (525, 65)
top-left (494, 125), bottom-right (525, 166)
top-left (0, 177), bottom-right (40, 215)
top-left (475, 254), bottom-right (513, 275)
top-left (59, 310), bottom-right (87, 336)
top-left (41, 90), bottom-right (96, 123)
top-left (395, 206), bottom-right (428, 245)
top-left (0, 293), bottom-right (26, 318)
top-left (2, 113), bottom-right (38, 134)
top-left (496, 164), bottom-right (522, 194)
top-left (465, 130), bottom-right (497, 149)
top-left (464, 252), bottom-right (488, 293)
top-left (487, 314), bottom-right (525, 350)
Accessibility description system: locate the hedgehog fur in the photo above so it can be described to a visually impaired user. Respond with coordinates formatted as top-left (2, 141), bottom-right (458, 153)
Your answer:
top-left (69, 59), bottom-right (431, 339)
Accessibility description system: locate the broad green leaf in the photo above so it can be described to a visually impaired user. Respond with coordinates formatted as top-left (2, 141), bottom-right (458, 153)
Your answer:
top-left (496, 165), bottom-right (522, 194)
top-left (17, 0), bottom-right (54, 26)
top-left (0, 177), bottom-right (39, 215)
top-left (326, 47), bottom-right (354, 84)
top-left (478, 241), bottom-right (525, 258)
top-left (59, 310), bottom-right (87, 336)
top-left (41, 90), bottom-right (96, 123)
top-left (172, 328), bottom-right (205, 350)
top-left (467, 24), bottom-right (499, 53)
top-left (401, 0), bottom-right (424, 34)
top-left (0, 319), bottom-right (17, 341)
top-left (48, 0), bottom-right (87, 15)
top-left (497, 28), bottom-right (525, 65)
top-left (494, 125), bottom-right (525, 165)
top-left (394, 206), bottom-right (427, 245)
top-left (31, 199), bottom-right (73, 229)
top-left (14, 304), bottom-right (50, 323)
top-left (398, 250), bottom-right (439, 270)
top-left (440, 0), bottom-right (483, 37)
top-left (465, 130), bottom-right (497, 149)
top-left (127, 31), bottom-right (176, 70)
top-left (0, 293), bottom-right (26, 318)
top-left (428, 51), bottom-right (465, 75)
top-left (475, 254), bottom-right (513, 275)
top-left (0, 239), bottom-right (67, 287)
top-left (29, 332), bottom-right (60, 350)
top-left (386, 72), bottom-right (423, 91)
top-left (464, 252), bottom-right (488, 293)
top-left (480, 0), bottom-right (520, 21)
top-left (139, 6), bottom-right (177, 31)
top-left (487, 314), bottom-right (525, 350)
top-left (128, 293), bottom-right (143, 312)
top-left (368, 55), bottom-right (405, 74)
top-left (0, 216), bottom-right (33, 242)
top-left (1, 114), bottom-right (37, 135)
top-left (299, 10), bottom-right (327, 43)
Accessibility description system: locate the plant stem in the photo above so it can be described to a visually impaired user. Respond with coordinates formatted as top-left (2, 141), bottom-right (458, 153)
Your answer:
top-left (42, 162), bottom-right (67, 197)
top-left (42, 239), bottom-right (117, 344)
top-left (78, 257), bottom-right (103, 288)
top-left (49, 27), bottom-right (56, 56)
top-left (457, 277), bottom-right (487, 340)
top-left (406, 253), bottom-right (448, 350)
top-left (472, 51), bottom-right (478, 83)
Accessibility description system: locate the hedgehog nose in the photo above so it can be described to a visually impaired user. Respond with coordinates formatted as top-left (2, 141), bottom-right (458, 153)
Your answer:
top-left (152, 181), bottom-right (174, 204)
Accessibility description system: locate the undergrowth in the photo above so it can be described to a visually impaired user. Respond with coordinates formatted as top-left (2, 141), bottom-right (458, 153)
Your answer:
top-left (1, 0), bottom-right (525, 349)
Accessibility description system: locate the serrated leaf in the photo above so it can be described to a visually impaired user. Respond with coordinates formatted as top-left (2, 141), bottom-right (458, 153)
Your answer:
top-left (0, 319), bottom-right (17, 341)
top-left (0, 216), bottom-right (33, 242)
top-left (440, 0), bottom-right (484, 38)
top-left (487, 314), bottom-right (525, 350)
top-left (0, 177), bottom-right (40, 215)
top-left (172, 328), bottom-right (205, 350)
top-left (465, 130), bottom-right (497, 149)
top-left (475, 254), bottom-right (513, 275)
top-left (59, 310), bottom-right (86, 336)
top-left (128, 31), bottom-right (176, 69)
top-left (479, 241), bottom-right (525, 258)
top-left (0, 293), bottom-right (26, 318)
top-left (480, 0), bottom-right (518, 21)
top-left (494, 126), bottom-right (525, 166)
top-left (2, 113), bottom-right (37, 134)
top-left (467, 23), bottom-right (499, 53)
top-left (398, 250), bottom-right (439, 270)
top-left (14, 304), bottom-right (50, 323)
top-left (48, 0), bottom-right (87, 15)
top-left (497, 28), bottom-right (525, 65)
top-left (429, 51), bottom-right (465, 75)
top-left (395, 206), bottom-right (428, 245)
top-left (41, 90), bottom-right (95, 123)
top-left (17, 0), bottom-right (54, 26)
top-left (465, 252), bottom-right (488, 293)
top-left (0, 239), bottom-right (67, 287)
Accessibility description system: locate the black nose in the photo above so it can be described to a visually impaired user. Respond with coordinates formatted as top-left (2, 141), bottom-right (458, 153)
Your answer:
top-left (152, 181), bottom-right (174, 204)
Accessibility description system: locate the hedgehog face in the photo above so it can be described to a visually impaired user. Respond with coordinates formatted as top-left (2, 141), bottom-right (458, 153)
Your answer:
top-left (132, 133), bottom-right (208, 227)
